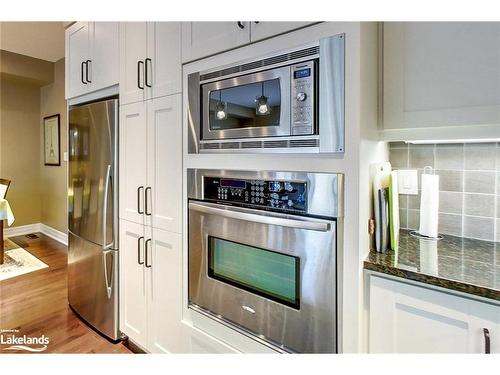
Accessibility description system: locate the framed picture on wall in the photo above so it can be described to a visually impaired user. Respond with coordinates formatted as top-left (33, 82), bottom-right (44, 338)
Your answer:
top-left (43, 114), bottom-right (61, 166)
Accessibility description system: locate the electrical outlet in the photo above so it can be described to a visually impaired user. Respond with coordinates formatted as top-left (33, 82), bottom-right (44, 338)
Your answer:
top-left (397, 169), bottom-right (418, 195)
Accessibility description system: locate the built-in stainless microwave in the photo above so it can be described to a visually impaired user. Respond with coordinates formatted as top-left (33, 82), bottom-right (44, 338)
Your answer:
top-left (187, 33), bottom-right (345, 154)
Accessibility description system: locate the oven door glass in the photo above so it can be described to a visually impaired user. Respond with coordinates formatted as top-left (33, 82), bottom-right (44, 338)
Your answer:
top-left (208, 236), bottom-right (300, 309)
top-left (201, 65), bottom-right (291, 140)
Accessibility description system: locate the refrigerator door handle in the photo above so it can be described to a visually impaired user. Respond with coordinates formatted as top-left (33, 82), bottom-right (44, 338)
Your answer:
top-left (102, 165), bottom-right (114, 250)
top-left (103, 250), bottom-right (114, 299)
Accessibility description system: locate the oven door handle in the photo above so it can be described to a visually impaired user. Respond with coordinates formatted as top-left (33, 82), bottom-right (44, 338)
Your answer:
top-left (189, 201), bottom-right (331, 232)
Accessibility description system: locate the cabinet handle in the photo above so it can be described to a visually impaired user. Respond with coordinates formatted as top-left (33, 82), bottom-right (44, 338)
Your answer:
top-left (81, 61), bottom-right (87, 84)
top-left (137, 236), bottom-right (144, 265)
top-left (137, 186), bottom-right (144, 214)
top-left (254, 21), bottom-right (260, 24)
top-left (145, 58), bottom-right (152, 88)
top-left (145, 238), bottom-right (152, 268)
top-left (86, 59), bottom-right (92, 83)
top-left (484, 328), bottom-right (491, 354)
top-left (137, 60), bottom-right (144, 89)
top-left (237, 21), bottom-right (245, 29)
top-left (145, 187), bottom-right (152, 216)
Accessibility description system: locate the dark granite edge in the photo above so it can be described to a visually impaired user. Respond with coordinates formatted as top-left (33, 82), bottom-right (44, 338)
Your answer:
top-left (363, 260), bottom-right (500, 302)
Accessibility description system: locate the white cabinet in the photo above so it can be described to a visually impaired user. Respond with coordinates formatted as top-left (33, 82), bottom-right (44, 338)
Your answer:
top-left (91, 22), bottom-right (120, 92)
top-left (119, 95), bottom-right (182, 234)
top-left (369, 275), bottom-right (500, 353)
top-left (119, 220), bottom-right (148, 348)
top-left (147, 228), bottom-right (183, 353)
top-left (119, 222), bottom-right (184, 353)
top-left (119, 102), bottom-right (147, 226)
top-left (146, 95), bottom-right (182, 234)
top-left (382, 22), bottom-right (500, 141)
top-left (65, 22), bottom-right (119, 99)
top-left (250, 22), bottom-right (314, 42)
top-left (65, 22), bottom-right (91, 99)
top-left (181, 22), bottom-right (317, 63)
top-left (181, 22), bottom-right (251, 62)
top-left (120, 22), bottom-right (181, 105)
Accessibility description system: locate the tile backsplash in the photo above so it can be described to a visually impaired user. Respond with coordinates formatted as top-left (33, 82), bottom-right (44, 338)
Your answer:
top-left (389, 142), bottom-right (500, 242)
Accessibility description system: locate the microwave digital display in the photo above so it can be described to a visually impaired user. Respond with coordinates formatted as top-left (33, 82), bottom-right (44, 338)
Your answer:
top-left (293, 68), bottom-right (311, 79)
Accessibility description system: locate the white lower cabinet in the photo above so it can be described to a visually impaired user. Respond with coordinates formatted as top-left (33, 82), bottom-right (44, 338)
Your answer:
top-left (369, 275), bottom-right (500, 353)
top-left (147, 228), bottom-right (183, 353)
top-left (119, 220), bottom-right (184, 352)
top-left (119, 220), bottom-right (148, 348)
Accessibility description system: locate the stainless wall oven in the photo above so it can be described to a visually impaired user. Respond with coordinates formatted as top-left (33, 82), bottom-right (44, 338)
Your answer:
top-left (187, 33), bottom-right (345, 154)
top-left (187, 169), bottom-right (343, 353)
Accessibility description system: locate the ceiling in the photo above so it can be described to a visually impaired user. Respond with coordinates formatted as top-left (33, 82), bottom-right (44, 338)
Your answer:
top-left (0, 22), bottom-right (65, 62)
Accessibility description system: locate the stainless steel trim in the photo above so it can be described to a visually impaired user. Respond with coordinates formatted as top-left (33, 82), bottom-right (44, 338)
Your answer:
top-left (187, 169), bottom-right (344, 218)
top-left (201, 65), bottom-right (291, 141)
top-left (189, 304), bottom-right (290, 353)
top-left (102, 164), bottom-right (113, 250)
top-left (187, 72), bottom-right (201, 154)
top-left (189, 201), bottom-right (331, 232)
top-left (319, 33), bottom-right (345, 153)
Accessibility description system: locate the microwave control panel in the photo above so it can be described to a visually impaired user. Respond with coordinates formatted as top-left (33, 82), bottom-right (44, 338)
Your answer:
top-left (203, 176), bottom-right (307, 212)
top-left (291, 60), bottom-right (315, 136)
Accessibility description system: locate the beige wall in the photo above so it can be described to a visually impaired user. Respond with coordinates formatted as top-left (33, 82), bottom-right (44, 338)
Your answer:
top-left (0, 77), bottom-right (42, 227)
top-left (0, 54), bottom-right (67, 233)
top-left (40, 58), bottom-right (67, 233)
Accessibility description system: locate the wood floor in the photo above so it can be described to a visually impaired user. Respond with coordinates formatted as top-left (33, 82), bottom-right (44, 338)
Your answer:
top-left (0, 233), bottom-right (131, 354)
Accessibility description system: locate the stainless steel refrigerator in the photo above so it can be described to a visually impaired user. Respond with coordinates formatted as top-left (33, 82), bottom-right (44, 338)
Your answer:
top-left (68, 98), bottom-right (119, 341)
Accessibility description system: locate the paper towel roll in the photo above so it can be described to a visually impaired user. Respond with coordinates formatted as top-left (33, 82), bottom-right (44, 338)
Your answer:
top-left (419, 172), bottom-right (440, 238)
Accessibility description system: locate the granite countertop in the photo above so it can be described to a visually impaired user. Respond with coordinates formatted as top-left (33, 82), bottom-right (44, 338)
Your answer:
top-left (364, 230), bottom-right (500, 301)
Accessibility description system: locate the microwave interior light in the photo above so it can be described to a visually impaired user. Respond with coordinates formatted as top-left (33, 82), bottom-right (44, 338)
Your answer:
top-left (255, 81), bottom-right (271, 116)
top-left (405, 138), bottom-right (500, 144)
top-left (215, 90), bottom-right (227, 120)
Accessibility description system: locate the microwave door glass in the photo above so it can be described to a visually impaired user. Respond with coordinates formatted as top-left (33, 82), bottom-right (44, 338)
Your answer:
top-left (209, 79), bottom-right (281, 131)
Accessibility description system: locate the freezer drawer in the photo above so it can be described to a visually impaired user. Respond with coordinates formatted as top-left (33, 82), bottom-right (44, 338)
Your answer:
top-left (68, 232), bottom-right (119, 340)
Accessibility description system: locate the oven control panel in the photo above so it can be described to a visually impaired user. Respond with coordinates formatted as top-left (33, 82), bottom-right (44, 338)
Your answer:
top-left (203, 176), bottom-right (307, 212)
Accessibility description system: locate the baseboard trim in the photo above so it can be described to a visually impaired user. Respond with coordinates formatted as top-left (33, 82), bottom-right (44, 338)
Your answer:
top-left (4, 222), bottom-right (68, 246)
top-left (40, 223), bottom-right (68, 246)
top-left (4, 223), bottom-right (41, 238)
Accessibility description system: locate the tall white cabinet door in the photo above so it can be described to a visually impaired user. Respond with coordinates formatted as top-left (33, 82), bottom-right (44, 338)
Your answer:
top-left (120, 22), bottom-right (148, 105)
top-left (147, 228), bottom-right (184, 353)
top-left (146, 95), bottom-right (182, 233)
top-left (119, 102), bottom-right (147, 225)
top-left (383, 22), bottom-right (500, 135)
top-left (250, 22), bottom-right (314, 42)
top-left (181, 22), bottom-right (250, 63)
top-left (146, 22), bottom-right (182, 99)
top-left (91, 22), bottom-right (119, 92)
top-left (65, 22), bottom-right (91, 99)
top-left (119, 220), bottom-right (148, 349)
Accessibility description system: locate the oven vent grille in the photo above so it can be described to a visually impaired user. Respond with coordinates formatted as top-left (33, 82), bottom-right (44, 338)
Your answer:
top-left (200, 45), bottom-right (319, 82)
top-left (241, 141), bottom-right (262, 148)
top-left (263, 140), bottom-right (288, 148)
top-left (289, 139), bottom-right (319, 148)
top-left (289, 46), bottom-right (320, 61)
top-left (200, 138), bottom-right (319, 151)
top-left (200, 143), bottom-right (220, 150)
top-left (220, 142), bottom-right (240, 149)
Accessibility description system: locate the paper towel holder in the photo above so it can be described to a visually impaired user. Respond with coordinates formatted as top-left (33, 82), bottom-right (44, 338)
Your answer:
top-left (410, 230), bottom-right (443, 241)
